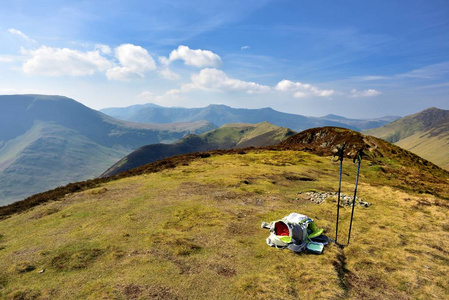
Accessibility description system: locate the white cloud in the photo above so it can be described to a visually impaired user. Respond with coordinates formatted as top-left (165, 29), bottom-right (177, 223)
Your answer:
top-left (397, 61), bottom-right (449, 79)
top-left (136, 89), bottom-right (182, 107)
top-left (182, 68), bottom-right (270, 94)
top-left (167, 45), bottom-right (222, 68)
top-left (158, 56), bottom-right (170, 66)
top-left (354, 75), bottom-right (389, 81)
top-left (95, 44), bottom-right (112, 54)
top-left (22, 46), bottom-right (111, 76)
top-left (0, 56), bottom-right (14, 63)
top-left (165, 89), bottom-right (181, 96)
top-left (106, 44), bottom-right (156, 81)
top-left (241, 46), bottom-right (250, 51)
top-left (8, 28), bottom-right (35, 43)
top-left (350, 89), bottom-right (381, 97)
top-left (159, 68), bottom-right (180, 80)
top-left (275, 79), bottom-right (334, 98)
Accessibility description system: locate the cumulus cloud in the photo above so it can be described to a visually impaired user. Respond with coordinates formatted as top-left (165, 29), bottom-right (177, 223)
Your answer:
top-left (106, 44), bottom-right (156, 80)
top-left (8, 28), bottom-right (35, 43)
top-left (166, 45), bottom-right (221, 68)
top-left (276, 79), bottom-right (334, 98)
top-left (22, 46), bottom-right (111, 76)
top-left (182, 68), bottom-right (270, 94)
top-left (95, 44), bottom-right (112, 54)
top-left (159, 68), bottom-right (180, 80)
top-left (350, 88), bottom-right (381, 97)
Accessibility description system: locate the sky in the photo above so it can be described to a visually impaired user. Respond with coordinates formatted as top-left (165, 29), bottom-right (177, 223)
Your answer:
top-left (0, 0), bottom-right (448, 118)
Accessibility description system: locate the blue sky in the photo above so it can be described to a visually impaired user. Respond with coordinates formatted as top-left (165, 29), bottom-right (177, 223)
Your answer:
top-left (0, 0), bottom-right (448, 118)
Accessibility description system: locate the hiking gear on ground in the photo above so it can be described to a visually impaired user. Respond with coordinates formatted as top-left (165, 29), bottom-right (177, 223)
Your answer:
top-left (310, 234), bottom-right (330, 245)
top-left (262, 213), bottom-right (324, 253)
top-left (347, 148), bottom-right (364, 245)
top-left (332, 143), bottom-right (346, 243)
top-left (306, 242), bottom-right (325, 254)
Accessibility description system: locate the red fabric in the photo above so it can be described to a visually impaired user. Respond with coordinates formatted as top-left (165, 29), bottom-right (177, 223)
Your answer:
top-left (275, 222), bottom-right (289, 236)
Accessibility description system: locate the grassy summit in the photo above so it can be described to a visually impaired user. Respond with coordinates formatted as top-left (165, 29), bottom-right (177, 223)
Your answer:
top-left (0, 128), bottom-right (448, 299)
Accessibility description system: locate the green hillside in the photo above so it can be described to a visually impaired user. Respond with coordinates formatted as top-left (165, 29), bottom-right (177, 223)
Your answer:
top-left (364, 107), bottom-right (449, 170)
top-left (0, 121), bottom-right (127, 203)
top-left (204, 122), bottom-right (294, 148)
top-left (101, 122), bottom-right (295, 177)
top-left (395, 128), bottom-right (449, 170)
top-left (0, 95), bottom-right (216, 205)
top-left (0, 128), bottom-right (448, 299)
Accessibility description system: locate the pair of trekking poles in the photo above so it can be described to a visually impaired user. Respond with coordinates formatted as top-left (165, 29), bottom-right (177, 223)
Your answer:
top-left (332, 143), bottom-right (364, 246)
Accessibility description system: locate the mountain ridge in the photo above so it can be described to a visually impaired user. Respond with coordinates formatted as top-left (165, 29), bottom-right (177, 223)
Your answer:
top-left (101, 103), bottom-right (399, 131)
top-left (100, 122), bottom-right (295, 177)
top-left (0, 95), bottom-right (216, 204)
top-left (3, 126), bottom-right (448, 219)
top-left (364, 107), bottom-right (449, 170)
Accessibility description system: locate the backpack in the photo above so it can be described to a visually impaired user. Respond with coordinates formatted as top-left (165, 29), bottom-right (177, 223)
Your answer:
top-left (261, 213), bottom-right (324, 253)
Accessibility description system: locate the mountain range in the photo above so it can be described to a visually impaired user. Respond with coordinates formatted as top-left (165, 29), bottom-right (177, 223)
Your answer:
top-left (0, 95), bottom-right (215, 205)
top-left (2, 94), bottom-right (447, 207)
top-left (101, 122), bottom-right (295, 177)
top-left (101, 104), bottom-right (399, 131)
top-left (364, 107), bottom-right (449, 170)
top-left (1, 127), bottom-right (448, 299)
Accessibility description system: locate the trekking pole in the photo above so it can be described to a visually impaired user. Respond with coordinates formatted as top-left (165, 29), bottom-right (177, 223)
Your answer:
top-left (347, 148), bottom-right (364, 245)
top-left (331, 143), bottom-right (346, 244)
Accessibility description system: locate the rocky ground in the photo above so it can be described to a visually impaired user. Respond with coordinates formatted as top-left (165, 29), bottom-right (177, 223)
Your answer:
top-left (299, 191), bottom-right (372, 207)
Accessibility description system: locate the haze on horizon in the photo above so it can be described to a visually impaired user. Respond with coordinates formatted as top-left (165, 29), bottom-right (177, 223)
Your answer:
top-left (0, 0), bottom-right (448, 118)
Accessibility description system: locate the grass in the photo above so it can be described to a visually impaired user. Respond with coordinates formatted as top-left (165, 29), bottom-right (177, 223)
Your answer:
top-left (201, 122), bottom-right (293, 148)
top-left (364, 108), bottom-right (449, 170)
top-left (396, 130), bottom-right (449, 170)
top-left (0, 149), bottom-right (448, 299)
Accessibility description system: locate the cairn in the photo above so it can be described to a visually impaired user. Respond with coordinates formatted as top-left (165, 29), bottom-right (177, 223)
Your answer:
top-left (298, 191), bottom-right (371, 207)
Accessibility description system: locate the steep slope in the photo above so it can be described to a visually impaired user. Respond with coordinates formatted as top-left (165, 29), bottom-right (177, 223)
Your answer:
top-left (0, 128), bottom-right (448, 299)
top-left (0, 95), bottom-right (215, 205)
top-left (365, 107), bottom-right (449, 169)
top-left (100, 103), bottom-right (396, 131)
top-left (101, 122), bottom-right (295, 177)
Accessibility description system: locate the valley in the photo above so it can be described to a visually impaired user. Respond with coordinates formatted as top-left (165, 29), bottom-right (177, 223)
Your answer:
top-left (0, 95), bottom-right (215, 205)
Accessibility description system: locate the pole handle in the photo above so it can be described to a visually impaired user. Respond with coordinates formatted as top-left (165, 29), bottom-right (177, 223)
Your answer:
top-left (353, 148), bottom-right (364, 164)
top-left (332, 143), bottom-right (346, 162)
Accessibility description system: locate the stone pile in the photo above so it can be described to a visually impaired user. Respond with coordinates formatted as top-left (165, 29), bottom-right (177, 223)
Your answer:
top-left (298, 191), bottom-right (371, 207)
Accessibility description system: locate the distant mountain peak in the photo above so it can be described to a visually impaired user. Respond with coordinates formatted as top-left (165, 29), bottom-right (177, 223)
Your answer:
top-left (100, 103), bottom-right (394, 131)
top-left (322, 114), bottom-right (349, 120)
top-left (407, 106), bottom-right (449, 128)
